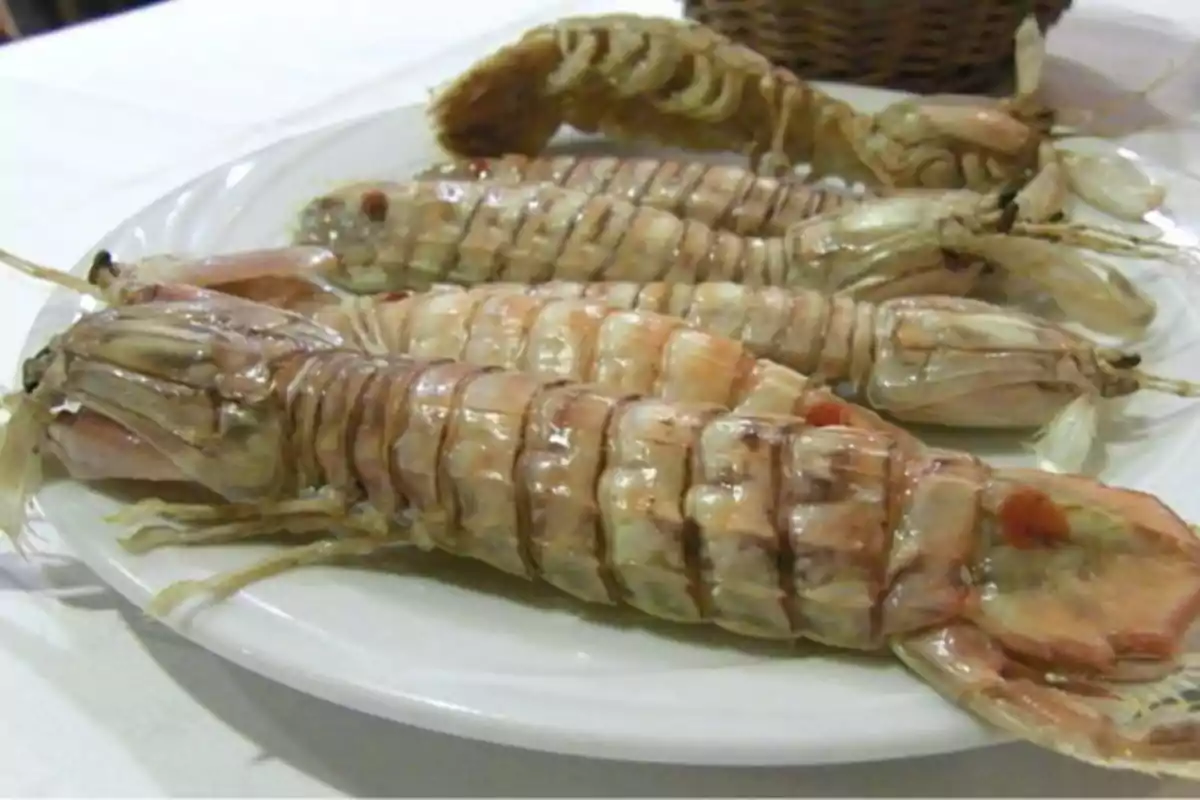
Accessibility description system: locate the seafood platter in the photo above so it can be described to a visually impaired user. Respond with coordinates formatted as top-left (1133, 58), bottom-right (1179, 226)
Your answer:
top-left (5, 12), bottom-right (1200, 776)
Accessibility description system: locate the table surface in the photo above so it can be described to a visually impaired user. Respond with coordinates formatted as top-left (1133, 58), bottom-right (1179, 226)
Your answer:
top-left (3, 0), bottom-right (1200, 795)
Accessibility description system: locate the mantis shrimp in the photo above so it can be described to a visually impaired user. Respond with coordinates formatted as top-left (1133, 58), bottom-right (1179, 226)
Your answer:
top-left (2, 245), bottom-right (913, 444)
top-left (310, 282), bottom-right (1200, 474)
top-left (291, 177), bottom-right (1174, 338)
top-left (426, 13), bottom-right (1167, 221)
top-left (5, 289), bottom-right (1200, 780)
top-left (6, 245), bottom-right (1198, 475)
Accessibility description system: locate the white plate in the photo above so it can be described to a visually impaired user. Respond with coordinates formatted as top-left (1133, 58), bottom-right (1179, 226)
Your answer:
top-left (17, 83), bottom-right (1200, 767)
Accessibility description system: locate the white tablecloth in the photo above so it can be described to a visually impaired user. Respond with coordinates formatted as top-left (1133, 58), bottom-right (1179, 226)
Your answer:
top-left (2, 0), bottom-right (1199, 794)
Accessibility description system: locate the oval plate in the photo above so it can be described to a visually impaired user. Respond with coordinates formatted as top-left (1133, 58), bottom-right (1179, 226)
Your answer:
top-left (17, 82), bottom-right (1200, 766)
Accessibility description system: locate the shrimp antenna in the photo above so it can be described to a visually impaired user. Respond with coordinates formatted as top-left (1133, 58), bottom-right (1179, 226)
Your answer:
top-left (1132, 370), bottom-right (1200, 398)
top-left (982, 171), bottom-right (1181, 259)
top-left (1011, 220), bottom-right (1198, 263)
top-left (1095, 353), bottom-right (1200, 397)
top-left (0, 247), bottom-right (108, 301)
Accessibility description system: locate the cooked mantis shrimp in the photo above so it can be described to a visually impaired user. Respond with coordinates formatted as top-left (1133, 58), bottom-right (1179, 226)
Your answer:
top-left (80, 259), bottom-right (918, 442)
top-left (310, 283), bottom-right (1200, 473)
top-left (416, 154), bottom-right (865, 237)
top-left (292, 178), bottom-right (1173, 338)
top-left (1, 246), bottom-right (915, 447)
top-left (13, 244), bottom-right (1196, 476)
top-left (7, 291), bottom-right (1200, 779)
top-left (427, 13), bottom-right (1166, 220)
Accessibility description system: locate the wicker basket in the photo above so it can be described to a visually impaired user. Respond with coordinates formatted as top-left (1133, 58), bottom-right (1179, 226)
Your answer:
top-left (683, 0), bottom-right (1073, 95)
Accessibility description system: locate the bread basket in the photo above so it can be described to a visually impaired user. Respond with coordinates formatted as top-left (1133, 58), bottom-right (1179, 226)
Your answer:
top-left (682, 0), bottom-right (1073, 94)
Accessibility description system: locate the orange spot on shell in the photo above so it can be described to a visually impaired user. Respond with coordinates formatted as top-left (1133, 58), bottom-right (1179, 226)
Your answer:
top-left (467, 158), bottom-right (493, 178)
top-left (360, 190), bottom-right (389, 222)
top-left (997, 487), bottom-right (1071, 549)
top-left (804, 401), bottom-right (851, 428)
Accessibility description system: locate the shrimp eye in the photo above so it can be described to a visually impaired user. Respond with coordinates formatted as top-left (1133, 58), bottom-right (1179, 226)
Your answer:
top-left (996, 186), bottom-right (1020, 209)
top-left (22, 345), bottom-right (53, 394)
top-left (1109, 353), bottom-right (1142, 370)
top-left (87, 249), bottom-right (119, 287)
top-left (359, 190), bottom-right (389, 222)
top-left (995, 202), bottom-right (1019, 233)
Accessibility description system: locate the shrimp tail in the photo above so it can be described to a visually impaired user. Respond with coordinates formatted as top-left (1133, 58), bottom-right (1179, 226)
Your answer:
top-left (427, 29), bottom-right (566, 158)
top-left (891, 465), bottom-right (1200, 777)
top-left (1083, 653), bottom-right (1200, 776)
top-left (893, 629), bottom-right (1200, 780)
top-left (1027, 393), bottom-right (1100, 475)
top-left (1058, 152), bottom-right (1167, 222)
